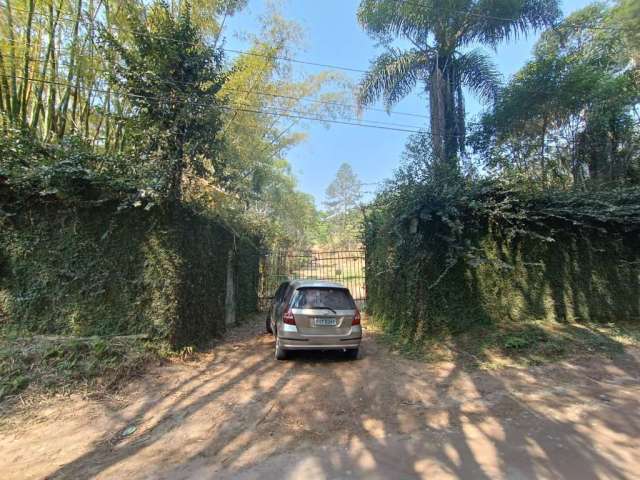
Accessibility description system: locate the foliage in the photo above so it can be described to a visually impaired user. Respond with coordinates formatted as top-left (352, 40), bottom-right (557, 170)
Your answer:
top-left (356, 0), bottom-right (559, 167)
top-left (0, 0), bottom-right (235, 145)
top-left (0, 191), bottom-right (260, 347)
top-left (362, 1), bottom-right (640, 355)
top-left (364, 170), bottom-right (640, 346)
top-left (0, 0), bottom-right (336, 252)
top-left (372, 316), bottom-right (639, 368)
top-left (472, 1), bottom-right (640, 189)
top-left (102, 1), bottom-right (227, 201)
top-left (213, 8), bottom-right (348, 250)
top-left (611, 0), bottom-right (640, 64)
top-left (0, 127), bottom-right (140, 202)
top-left (323, 162), bottom-right (363, 249)
top-left (0, 334), bottom-right (167, 402)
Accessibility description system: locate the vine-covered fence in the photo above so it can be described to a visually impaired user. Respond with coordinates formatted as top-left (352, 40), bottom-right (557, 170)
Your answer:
top-left (365, 185), bottom-right (640, 343)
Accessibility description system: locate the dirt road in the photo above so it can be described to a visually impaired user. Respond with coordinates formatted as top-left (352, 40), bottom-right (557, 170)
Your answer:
top-left (2, 318), bottom-right (640, 479)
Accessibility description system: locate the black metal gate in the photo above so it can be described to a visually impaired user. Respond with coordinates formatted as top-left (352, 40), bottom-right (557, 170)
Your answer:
top-left (257, 250), bottom-right (366, 309)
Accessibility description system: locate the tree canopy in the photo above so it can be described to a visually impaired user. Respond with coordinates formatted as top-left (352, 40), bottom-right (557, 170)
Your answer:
top-left (323, 162), bottom-right (363, 249)
top-left (473, 1), bottom-right (640, 189)
top-left (0, 0), bottom-right (344, 251)
top-left (356, 0), bottom-right (559, 170)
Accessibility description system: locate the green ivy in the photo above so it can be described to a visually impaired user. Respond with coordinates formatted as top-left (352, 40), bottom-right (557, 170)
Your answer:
top-left (365, 180), bottom-right (640, 346)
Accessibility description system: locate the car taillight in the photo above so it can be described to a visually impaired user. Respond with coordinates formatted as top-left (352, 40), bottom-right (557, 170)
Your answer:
top-left (352, 308), bottom-right (361, 325)
top-left (283, 308), bottom-right (296, 325)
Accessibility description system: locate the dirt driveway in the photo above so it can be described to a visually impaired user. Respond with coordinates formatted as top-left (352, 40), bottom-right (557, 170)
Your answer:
top-left (1, 318), bottom-right (639, 479)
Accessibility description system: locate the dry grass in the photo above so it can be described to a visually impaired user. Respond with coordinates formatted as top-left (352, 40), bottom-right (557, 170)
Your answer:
top-left (0, 334), bottom-right (169, 408)
top-left (368, 316), bottom-right (640, 370)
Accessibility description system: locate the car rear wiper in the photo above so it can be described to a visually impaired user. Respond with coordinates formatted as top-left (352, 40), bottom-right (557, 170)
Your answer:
top-left (312, 306), bottom-right (337, 314)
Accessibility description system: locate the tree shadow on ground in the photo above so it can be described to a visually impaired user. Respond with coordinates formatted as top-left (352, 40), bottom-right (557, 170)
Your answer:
top-left (36, 315), bottom-right (640, 480)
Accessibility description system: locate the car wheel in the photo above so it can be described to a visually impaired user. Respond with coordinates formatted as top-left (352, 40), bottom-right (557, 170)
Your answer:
top-left (345, 348), bottom-right (359, 360)
top-left (265, 315), bottom-right (273, 334)
top-left (275, 341), bottom-right (288, 360)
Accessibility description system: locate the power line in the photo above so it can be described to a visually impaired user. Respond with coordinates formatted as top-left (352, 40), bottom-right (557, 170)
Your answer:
top-left (6, 71), bottom-right (427, 130)
top-left (0, 3), bottom-right (373, 72)
top-left (3, 0), bottom-right (632, 33)
top-left (1, 0), bottom-right (632, 125)
top-left (2, 72), bottom-right (636, 151)
top-left (223, 48), bottom-right (368, 74)
top-left (0, 50), bottom-right (432, 120)
top-left (5, 71), bottom-right (635, 142)
top-left (0, 72), bottom-right (427, 134)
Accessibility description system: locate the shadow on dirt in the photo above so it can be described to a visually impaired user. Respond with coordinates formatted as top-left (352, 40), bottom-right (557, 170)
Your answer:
top-left (38, 321), bottom-right (640, 479)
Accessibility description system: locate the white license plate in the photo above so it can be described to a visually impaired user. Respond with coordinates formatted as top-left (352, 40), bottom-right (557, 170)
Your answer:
top-left (315, 317), bottom-right (337, 326)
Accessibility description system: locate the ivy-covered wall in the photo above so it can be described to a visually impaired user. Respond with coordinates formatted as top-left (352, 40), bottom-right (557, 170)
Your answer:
top-left (365, 187), bottom-right (640, 343)
top-left (0, 199), bottom-right (259, 347)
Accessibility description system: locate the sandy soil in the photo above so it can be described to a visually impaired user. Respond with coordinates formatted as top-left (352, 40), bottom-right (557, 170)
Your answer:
top-left (1, 317), bottom-right (639, 480)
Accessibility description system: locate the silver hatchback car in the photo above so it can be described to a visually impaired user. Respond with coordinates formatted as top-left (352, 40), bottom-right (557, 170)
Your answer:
top-left (266, 280), bottom-right (362, 360)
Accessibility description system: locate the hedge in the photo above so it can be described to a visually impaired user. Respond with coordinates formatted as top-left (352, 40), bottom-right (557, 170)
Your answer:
top-left (364, 185), bottom-right (640, 343)
top-left (0, 198), bottom-right (259, 347)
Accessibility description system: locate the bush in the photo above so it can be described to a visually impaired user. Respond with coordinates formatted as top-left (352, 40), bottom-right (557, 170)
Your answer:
top-left (0, 198), bottom-right (259, 347)
top-left (1, 130), bottom-right (261, 347)
top-left (365, 181), bottom-right (640, 347)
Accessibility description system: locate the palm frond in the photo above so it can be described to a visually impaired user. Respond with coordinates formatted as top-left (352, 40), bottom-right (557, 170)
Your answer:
top-left (357, 0), bottom-right (435, 46)
top-left (357, 48), bottom-right (428, 112)
top-left (454, 49), bottom-right (502, 102)
top-left (464, 0), bottom-right (561, 47)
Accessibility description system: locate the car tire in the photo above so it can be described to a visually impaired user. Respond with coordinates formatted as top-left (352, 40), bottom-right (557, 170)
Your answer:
top-left (266, 315), bottom-right (273, 334)
top-left (345, 348), bottom-right (359, 360)
top-left (275, 341), bottom-right (288, 361)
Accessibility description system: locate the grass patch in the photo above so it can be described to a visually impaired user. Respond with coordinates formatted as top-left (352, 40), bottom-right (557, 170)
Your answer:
top-left (0, 334), bottom-right (171, 403)
top-left (368, 316), bottom-right (640, 369)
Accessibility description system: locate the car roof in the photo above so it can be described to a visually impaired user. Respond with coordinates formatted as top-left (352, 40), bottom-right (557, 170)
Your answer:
top-left (287, 279), bottom-right (347, 290)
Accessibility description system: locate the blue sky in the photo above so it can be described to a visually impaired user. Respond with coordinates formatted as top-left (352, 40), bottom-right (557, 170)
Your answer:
top-left (225, 0), bottom-right (594, 206)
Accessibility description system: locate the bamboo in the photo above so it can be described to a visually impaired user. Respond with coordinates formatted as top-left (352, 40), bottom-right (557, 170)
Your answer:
top-left (30, 0), bottom-right (61, 131)
top-left (56, 0), bottom-right (83, 140)
top-left (4, 0), bottom-right (19, 122)
top-left (19, 0), bottom-right (36, 126)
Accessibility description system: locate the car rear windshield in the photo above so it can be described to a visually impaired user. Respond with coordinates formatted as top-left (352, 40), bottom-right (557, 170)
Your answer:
top-left (291, 287), bottom-right (355, 310)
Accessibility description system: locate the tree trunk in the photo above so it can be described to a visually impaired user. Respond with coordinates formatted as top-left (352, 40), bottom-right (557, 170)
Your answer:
top-left (30, 0), bottom-right (61, 132)
top-left (44, 43), bottom-right (57, 140)
top-left (56, 0), bottom-right (83, 140)
top-left (429, 60), bottom-right (446, 165)
top-left (541, 114), bottom-right (548, 187)
top-left (443, 67), bottom-right (458, 162)
top-left (429, 57), bottom-right (460, 173)
top-left (4, 0), bottom-right (19, 123)
top-left (19, 0), bottom-right (36, 126)
top-left (0, 49), bottom-right (12, 117)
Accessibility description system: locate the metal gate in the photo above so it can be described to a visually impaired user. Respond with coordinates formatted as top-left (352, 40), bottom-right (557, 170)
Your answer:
top-left (257, 250), bottom-right (366, 309)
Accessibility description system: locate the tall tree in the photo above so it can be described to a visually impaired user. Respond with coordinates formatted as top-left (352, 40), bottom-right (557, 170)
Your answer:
top-left (473, 2), bottom-right (640, 188)
top-left (324, 163), bottom-right (363, 248)
top-left (103, 1), bottom-right (227, 201)
top-left (611, 0), bottom-right (640, 65)
top-left (356, 0), bottom-right (559, 170)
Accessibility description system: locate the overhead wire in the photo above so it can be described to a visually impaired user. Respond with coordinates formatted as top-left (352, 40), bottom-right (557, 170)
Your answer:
top-left (0, 72), bottom-right (429, 133)
top-left (0, 51), bottom-right (433, 120)
top-left (1, 0), bottom-right (631, 130)
top-left (1, 70), bottom-right (636, 144)
top-left (0, 0), bottom-right (636, 140)
top-left (0, 0), bottom-right (634, 77)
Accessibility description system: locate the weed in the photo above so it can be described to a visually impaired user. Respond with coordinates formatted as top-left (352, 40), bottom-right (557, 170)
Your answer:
top-left (502, 335), bottom-right (531, 350)
top-left (0, 335), bottom-right (171, 403)
top-left (375, 316), bottom-right (640, 369)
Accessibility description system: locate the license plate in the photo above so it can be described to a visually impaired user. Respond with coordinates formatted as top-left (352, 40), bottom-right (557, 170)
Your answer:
top-left (315, 317), bottom-right (337, 326)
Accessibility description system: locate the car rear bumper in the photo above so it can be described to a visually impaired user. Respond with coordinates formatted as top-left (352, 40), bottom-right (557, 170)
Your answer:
top-left (277, 324), bottom-right (362, 350)
top-left (278, 337), bottom-right (361, 350)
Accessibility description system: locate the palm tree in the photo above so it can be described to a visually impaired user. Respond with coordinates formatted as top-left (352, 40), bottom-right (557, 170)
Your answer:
top-left (356, 0), bottom-right (560, 169)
